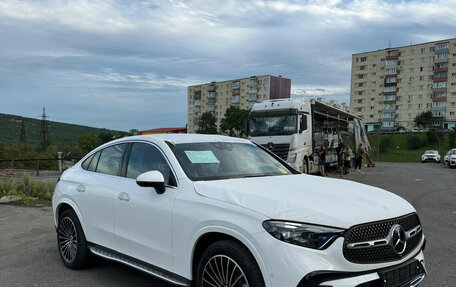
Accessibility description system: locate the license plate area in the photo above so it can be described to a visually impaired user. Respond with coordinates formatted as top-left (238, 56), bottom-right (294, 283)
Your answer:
top-left (379, 260), bottom-right (425, 287)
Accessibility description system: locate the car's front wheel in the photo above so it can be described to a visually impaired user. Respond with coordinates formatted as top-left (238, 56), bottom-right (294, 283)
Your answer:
top-left (57, 209), bottom-right (91, 269)
top-left (196, 240), bottom-right (265, 287)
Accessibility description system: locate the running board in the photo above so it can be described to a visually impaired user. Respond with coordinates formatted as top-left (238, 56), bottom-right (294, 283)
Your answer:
top-left (89, 245), bottom-right (190, 286)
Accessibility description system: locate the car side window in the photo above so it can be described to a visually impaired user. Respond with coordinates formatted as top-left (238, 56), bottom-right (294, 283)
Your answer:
top-left (126, 143), bottom-right (175, 186)
top-left (96, 144), bottom-right (126, 176)
top-left (88, 151), bottom-right (101, 172)
top-left (81, 154), bottom-right (94, 170)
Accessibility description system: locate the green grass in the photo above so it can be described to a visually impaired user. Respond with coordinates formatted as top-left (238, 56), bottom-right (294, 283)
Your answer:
top-left (0, 175), bottom-right (56, 205)
top-left (367, 133), bottom-right (452, 162)
top-left (0, 113), bottom-right (124, 146)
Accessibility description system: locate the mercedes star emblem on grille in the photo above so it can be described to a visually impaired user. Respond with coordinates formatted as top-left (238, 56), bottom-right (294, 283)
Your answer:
top-left (390, 224), bottom-right (407, 255)
top-left (267, 142), bottom-right (275, 151)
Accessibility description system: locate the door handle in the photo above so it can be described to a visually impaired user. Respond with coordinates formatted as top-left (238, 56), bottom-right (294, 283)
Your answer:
top-left (118, 192), bottom-right (130, 202)
top-left (76, 184), bottom-right (85, 193)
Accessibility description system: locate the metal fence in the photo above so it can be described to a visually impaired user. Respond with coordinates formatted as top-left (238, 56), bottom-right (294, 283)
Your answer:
top-left (0, 157), bottom-right (80, 176)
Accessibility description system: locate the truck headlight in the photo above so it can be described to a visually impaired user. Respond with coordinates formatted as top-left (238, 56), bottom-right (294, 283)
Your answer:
top-left (287, 153), bottom-right (297, 164)
top-left (263, 220), bottom-right (345, 250)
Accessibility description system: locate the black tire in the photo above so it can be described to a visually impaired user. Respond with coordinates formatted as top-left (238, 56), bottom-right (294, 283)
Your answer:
top-left (195, 240), bottom-right (265, 287)
top-left (57, 209), bottom-right (91, 269)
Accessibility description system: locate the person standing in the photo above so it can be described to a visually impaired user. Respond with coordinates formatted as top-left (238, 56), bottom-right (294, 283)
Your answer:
top-left (336, 138), bottom-right (344, 169)
top-left (355, 143), bottom-right (365, 171)
top-left (343, 145), bottom-right (352, 174)
top-left (319, 145), bottom-right (326, 176)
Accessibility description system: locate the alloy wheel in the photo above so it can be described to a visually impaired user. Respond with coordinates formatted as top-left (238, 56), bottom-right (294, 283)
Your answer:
top-left (59, 217), bottom-right (78, 262)
top-left (202, 255), bottom-right (249, 287)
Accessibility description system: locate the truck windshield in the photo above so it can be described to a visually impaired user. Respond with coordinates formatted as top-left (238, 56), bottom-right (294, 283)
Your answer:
top-left (170, 142), bottom-right (293, 181)
top-left (249, 114), bottom-right (297, 136)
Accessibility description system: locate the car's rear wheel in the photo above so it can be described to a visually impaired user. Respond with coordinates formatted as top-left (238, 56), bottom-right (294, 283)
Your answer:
top-left (196, 240), bottom-right (265, 287)
top-left (57, 209), bottom-right (91, 269)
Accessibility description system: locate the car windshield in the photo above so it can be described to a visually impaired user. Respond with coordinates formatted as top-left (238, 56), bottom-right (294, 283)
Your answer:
top-left (451, 150), bottom-right (456, 155)
top-left (424, 150), bottom-right (437, 154)
top-left (170, 142), bottom-right (293, 181)
top-left (249, 114), bottom-right (297, 136)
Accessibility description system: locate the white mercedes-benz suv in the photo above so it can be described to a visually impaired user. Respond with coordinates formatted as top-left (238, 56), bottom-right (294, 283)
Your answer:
top-left (52, 134), bottom-right (426, 287)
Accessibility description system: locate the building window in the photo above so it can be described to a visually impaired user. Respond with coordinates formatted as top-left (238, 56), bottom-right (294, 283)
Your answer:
top-left (419, 94), bottom-right (423, 99)
top-left (418, 104), bottom-right (422, 109)
top-left (420, 57), bottom-right (425, 63)
top-left (410, 68), bottom-right (414, 73)
top-left (421, 48), bottom-right (425, 54)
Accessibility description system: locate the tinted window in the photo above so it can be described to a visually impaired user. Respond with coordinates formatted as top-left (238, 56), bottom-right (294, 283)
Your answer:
top-left (88, 151), bottom-right (101, 172)
top-left (126, 143), bottom-right (174, 185)
top-left (96, 144), bottom-right (126, 176)
top-left (81, 154), bottom-right (94, 170)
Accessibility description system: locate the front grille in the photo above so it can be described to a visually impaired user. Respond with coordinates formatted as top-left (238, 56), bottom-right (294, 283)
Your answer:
top-left (344, 213), bottom-right (422, 264)
top-left (261, 143), bottom-right (290, 161)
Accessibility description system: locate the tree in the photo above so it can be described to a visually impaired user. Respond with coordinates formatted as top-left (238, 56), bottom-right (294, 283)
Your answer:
top-left (220, 107), bottom-right (250, 137)
top-left (197, 112), bottom-right (218, 134)
top-left (414, 111), bottom-right (432, 129)
top-left (78, 133), bottom-right (102, 154)
top-left (129, 129), bottom-right (139, 136)
top-left (98, 132), bottom-right (114, 144)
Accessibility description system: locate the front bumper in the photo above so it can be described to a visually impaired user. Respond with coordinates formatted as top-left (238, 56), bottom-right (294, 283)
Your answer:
top-left (254, 231), bottom-right (426, 287)
top-left (449, 159), bottom-right (456, 167)
top-left (421, 157), bottom-right (439, 162)
top-left (298, 252), bottom-right (426, 287)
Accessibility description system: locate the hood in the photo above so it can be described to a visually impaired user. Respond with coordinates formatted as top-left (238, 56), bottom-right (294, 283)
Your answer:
top-left (193, 174), bottom-right (415, 229)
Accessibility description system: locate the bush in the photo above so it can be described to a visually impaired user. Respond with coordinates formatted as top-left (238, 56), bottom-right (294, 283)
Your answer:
top-left (379, 136), bottom-right (393, 153)
top-left (0, 175), bottom-right (55, 205)
top-left (449, 131), bottom-right (456, 148)
top-left (407, 135), bottom-right (424, 150)
top-left (426, 129), bottom-right (443, 145)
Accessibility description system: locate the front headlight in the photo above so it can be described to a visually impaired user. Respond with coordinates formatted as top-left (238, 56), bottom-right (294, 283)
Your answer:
top-left (263, 220), bottom-right (345, 250)
top-left (287, 153), bottom-right (297, 164)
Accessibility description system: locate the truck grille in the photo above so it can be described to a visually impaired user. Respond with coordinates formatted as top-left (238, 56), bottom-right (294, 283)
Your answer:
top-left (344, 213), bottom-right (422, 264)
top-left (261, 143), bottom-right (290, 161)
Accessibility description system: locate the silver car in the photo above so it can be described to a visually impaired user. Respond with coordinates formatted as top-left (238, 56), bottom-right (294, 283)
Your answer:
top-left (421, 150), bottom-right (441, 163)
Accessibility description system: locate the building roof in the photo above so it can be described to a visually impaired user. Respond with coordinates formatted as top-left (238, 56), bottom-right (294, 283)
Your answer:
top-left (188, 75), bottom-right (289, 87)
top-left (352, 37), bottom-right (456, 56)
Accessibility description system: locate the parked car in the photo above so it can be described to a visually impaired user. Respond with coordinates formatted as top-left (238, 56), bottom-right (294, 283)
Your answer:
top-left (421, 150), bottom-right (441, 163)
top-left (52, 134), bottom-right (426, 287)
top-left (444, 149), bottom-right (456, 165)
top-left (448, 149), bottom-right (456, 168)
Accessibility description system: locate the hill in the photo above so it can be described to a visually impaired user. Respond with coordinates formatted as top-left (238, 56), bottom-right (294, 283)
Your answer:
top-left (0, 113), bottom-right (125, 147)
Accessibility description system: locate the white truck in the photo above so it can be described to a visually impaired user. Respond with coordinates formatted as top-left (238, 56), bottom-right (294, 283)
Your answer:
top-left (247, 98), bottom-right (370, 174)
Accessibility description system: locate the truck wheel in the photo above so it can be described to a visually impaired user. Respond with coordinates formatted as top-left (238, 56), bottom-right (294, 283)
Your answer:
top-left (196, 240), bottom-right (265, 287)
top-left (303, 158), bottom-right (309, 174)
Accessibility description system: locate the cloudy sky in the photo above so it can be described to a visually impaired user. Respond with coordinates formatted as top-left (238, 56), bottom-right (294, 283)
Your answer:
top-left (1, 0), bottom-right (455, 131)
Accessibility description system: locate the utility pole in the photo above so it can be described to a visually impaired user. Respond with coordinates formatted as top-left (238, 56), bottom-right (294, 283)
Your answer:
top-left (20, 117), bottom-right (26, 144)
top-left (39, 107), bottom-right (49, 151)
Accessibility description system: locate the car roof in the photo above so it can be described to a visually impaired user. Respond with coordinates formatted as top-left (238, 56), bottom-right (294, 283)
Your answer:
top-left (113, 134), bottom-right (252, 145)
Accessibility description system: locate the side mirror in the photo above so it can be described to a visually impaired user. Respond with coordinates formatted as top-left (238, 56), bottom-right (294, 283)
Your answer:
top-left (136, 170), bottom-right (166, 194)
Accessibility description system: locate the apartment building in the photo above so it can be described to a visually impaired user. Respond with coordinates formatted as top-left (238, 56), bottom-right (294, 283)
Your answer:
top-left (187, 75), bottom-right (291, 133)
top-left (350, 38), bottom-right (456, 131)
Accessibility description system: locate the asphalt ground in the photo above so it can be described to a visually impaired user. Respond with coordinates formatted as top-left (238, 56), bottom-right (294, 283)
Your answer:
top-left (0, 162), bottom-right (454, 286)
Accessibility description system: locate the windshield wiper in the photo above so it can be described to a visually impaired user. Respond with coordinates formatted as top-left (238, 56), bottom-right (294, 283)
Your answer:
top-left (243, 174), bottom-right (267, 178)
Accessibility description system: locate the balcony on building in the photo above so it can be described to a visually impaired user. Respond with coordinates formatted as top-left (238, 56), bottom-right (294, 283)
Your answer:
top-left (231, 81), bottom-right (240, 89)
top-left (249, 77), bottom-right (257, 85)
top-left (432, 81), bottom-right (447, 91)
top-left (208, 83), bottom-right (216, 92)
top-left (383, 94), bottom-right (396, 103)
top-left (433, 71), bottom-right (448, 82)
top-left (435, 42), bottom-right (449, 53)
top-left (207, 104), bottom-right (215, 112)
top-left (232, 88), bottom-right (240, 96)
top-left (194, 86), bottom-right (201, 93)
top-left (248, 94), bottom-right (257, 102)
top-left (386, 49), bottom-right (399, 60)
top-left (383, 104), bottom-right (396, 111)
top-left (194, 100), bottom-right (201, 106)
top-left (432, 91), bottom-right (446, 102)
top-left (231, 96), bottom-right (240, 104)
top-left (434, 61), bottom-right (448, 73)
top-left (208, 91), bottom-right (216, 98)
